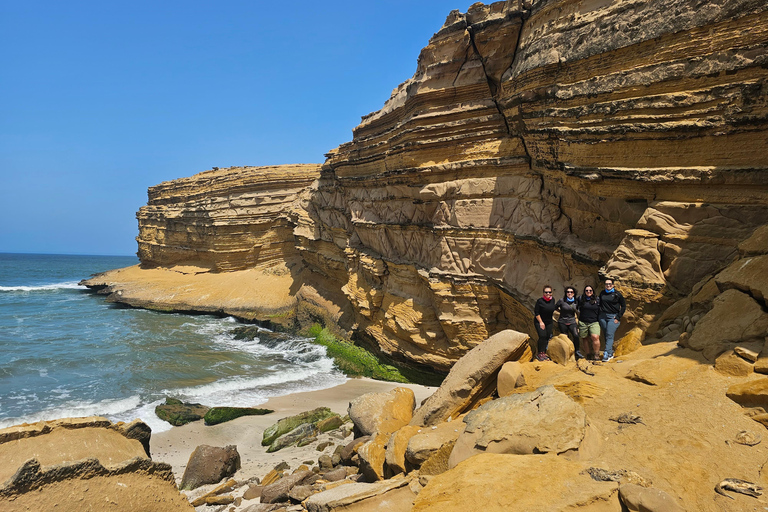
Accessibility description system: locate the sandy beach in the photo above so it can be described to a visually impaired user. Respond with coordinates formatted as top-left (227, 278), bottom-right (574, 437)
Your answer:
top-left (150, 378), bottom-right (436, 486)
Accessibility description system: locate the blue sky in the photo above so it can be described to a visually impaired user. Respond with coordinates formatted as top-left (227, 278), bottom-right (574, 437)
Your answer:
top-left (0, 1), bottom-right (475, 256)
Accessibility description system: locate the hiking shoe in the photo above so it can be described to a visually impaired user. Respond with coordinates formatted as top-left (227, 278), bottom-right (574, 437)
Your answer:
top-left (602, 353), bottom-right (614, 362)
top-left (536, 352), bottom-right (551, 362)
top-left (575, 350), bottom-right (585, 359)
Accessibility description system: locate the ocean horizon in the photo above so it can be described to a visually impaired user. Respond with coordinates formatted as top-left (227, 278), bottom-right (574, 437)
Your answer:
top-left (0, 253), bottom-right (345, 432)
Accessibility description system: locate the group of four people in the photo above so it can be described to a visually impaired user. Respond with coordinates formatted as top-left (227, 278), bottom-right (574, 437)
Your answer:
top-left (533, 278), bottom-right (626, 363)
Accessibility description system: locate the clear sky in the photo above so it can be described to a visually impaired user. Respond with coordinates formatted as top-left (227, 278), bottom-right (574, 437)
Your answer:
top-left (0, 1), bottom-right (476, 256)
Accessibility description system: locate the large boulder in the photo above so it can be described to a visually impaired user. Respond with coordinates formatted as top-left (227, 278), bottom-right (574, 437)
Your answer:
top-left (686, 289), bottom-right (768, 360)
top-left (180, 444), bottom-right (241, 490)
top-left (405, 422), bottom-right (463, 467)
top-left (385, 425), bottom-right (421, 475)
top-left (411, 453), bottom-right (618, 512)
top-left (348, 387), bottom-right (415, 437)
top-left (356, 433), bottom-right (389, 481)
top-left (410, 330), bottom-right (531, 427)
top-left (496, 361), bottom-right (525, 397)
top-left (262, 408), bottom-right (336, 446)
top-left (448, 386), bottom-right (586, 468)
top-left (716, 254), bottom-right (768, 303)
top-left (547, 334), bottom-right (574, 365)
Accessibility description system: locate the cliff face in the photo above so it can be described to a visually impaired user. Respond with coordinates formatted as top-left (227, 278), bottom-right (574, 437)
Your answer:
top-left (137, 165), bottom-right (321, 272)
top-left (294, 0), bottom-right (768, 369)
top-left (105, 0), bottom-right (768, 371)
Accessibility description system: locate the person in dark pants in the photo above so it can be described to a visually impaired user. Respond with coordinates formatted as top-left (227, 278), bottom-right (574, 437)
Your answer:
top-left (533, 285), bottom-right (557, 361)
top-left (556, 286), bottom-right (580, 358)
top-left (577, 285), bottom-right (601, 360)
top-left (598, 278), bottom-right (626, 362)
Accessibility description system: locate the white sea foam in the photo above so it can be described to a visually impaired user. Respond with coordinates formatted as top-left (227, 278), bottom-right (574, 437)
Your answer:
top-left (0, 395), bottom-right (142, 429)
top-left (0, 281), bottom-right (85, 292)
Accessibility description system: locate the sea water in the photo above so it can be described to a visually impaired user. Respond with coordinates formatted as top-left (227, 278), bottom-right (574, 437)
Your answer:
top-left (0, 253), bottom-right (346, 432)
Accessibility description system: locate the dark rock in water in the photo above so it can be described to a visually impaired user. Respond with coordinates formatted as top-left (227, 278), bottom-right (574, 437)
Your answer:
top-left (267, 423), bottom-right (318, 453)
top-left (204, 406), bottom-right (274, 426)
top-left (180, 444), bottom-right (241, 490)
top-left (262, 407), bottom-right (336, 446)
top-left (155, 398), bottom-right (210, 426)
top-left (230, 326), bottom-right (291, 348)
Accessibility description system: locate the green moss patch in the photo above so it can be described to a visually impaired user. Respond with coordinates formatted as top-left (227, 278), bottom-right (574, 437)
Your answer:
top-left (204, 406), bottom-right (273, 426)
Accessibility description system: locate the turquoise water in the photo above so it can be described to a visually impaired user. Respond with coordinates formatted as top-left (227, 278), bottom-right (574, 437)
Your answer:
top-left (0, 253), bottom-right (345, 432)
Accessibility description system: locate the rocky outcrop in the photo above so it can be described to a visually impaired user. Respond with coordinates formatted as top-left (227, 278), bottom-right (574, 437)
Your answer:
top-left (85, 0), bottom-right (768, 371)
top-left (0, 417), bottom-right (191, 511)
top-left (137, 164), bottom-right (321, 272)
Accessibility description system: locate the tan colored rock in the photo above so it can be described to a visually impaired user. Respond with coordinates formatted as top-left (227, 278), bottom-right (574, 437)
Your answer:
top-left (735, 344), bottom-right (761, 363)
top-left (448, 386), bottom-right (586, 468)
top-left (348, 387), bottom-right (415, 436)
top-left (260, 469), bottom-right (312, 504)
top-left (547, 333), bottom-right (574, 365)
top-left (716, 254), bottom-right (768, 303)
top-left (305, 477), bottom-right (417, 512)
top-left (260, 468), bottom-right (284, 486)
top-left (615, 327), bottom-right (643, 357)
top-left (740, 225), bottom-right (768, 256)
top-left (412, 453), bottom-right (618, 512)
top-left (687, 289), bottom-right (768, 360)
top-left (411, 330), bottom-right (531, 427)
top-left (619, 483), bottom-right (685, 512)
top-left (356, 433), bottom-right (389, 481)
top-left (754, 338), bottom-right (768, 374)
top-left (554, 381), bottom-right (607, 404)
top-left (496, 361), bottom-right (525, 397)
top-left (0, 457), bottom-right (193, 512)
top-left (726, 379), bottom-right (768, 410)
top-left (625, 355), bottom-right (699, 386)
top-left (418, 440), bottom-right (456, 476)
top-left (715, 351), bottom-right (754, 376)
top-left (384, 425), bottom-right (421, 475)
top-left (405, 422), bottom-right (463, 467)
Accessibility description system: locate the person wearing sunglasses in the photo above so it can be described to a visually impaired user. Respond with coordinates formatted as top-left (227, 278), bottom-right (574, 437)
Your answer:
top-left (556, 286), bottom-right (580, 358)
top-left (598, 278), bottom-right (626, 362)
top-left (533, 285), bottom-right (557, 361)
top-left (577, 285), bottom-right (601, 360)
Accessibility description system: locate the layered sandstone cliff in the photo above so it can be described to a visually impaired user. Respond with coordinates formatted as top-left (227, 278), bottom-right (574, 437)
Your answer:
top-left (86, 0), bottom-right (768, 371)
top-left (295, 0), bottom-right (768, 369)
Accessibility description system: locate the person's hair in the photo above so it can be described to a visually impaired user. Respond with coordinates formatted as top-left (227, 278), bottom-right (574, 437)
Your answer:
top-left (604, 278), bottom-right (614, 284)
top-left (563, 286), bottom-right (576, 300)
top-left (582, 285), bottom-right (596, 303)
top-left (543, 284), bottom-right (553, 293)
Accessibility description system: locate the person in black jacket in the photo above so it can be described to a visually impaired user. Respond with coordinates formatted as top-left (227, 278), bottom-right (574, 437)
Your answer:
top-left (577, 285), bottom-right (601, 360)
top-left (598, 278), bottom-right (626, 362)
top-left (556, 286), bottom-right (580, 358)
top-left (533, 285), bottom-right (557, 361)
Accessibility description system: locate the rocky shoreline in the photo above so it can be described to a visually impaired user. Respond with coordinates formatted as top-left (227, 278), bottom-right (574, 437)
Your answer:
top-left (3, 332), bottom-right (768, 511)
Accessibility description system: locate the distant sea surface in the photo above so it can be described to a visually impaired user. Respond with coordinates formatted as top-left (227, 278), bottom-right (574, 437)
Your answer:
top-left (0, 253), bottom-right (345, 432)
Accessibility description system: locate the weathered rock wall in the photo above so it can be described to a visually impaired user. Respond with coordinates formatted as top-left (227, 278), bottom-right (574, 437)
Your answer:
top-left (294, 0), bottom-right (768, 369)
top-left (137, 164), bottom-right (321, 272)
top-left (120, 0), bottom-right (768, 371)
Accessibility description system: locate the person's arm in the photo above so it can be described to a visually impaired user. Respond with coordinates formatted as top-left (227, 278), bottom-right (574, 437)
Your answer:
top-left (617, 292), bottom-right (627, 321)
top-left (534, 300), bottom-right (545, 329)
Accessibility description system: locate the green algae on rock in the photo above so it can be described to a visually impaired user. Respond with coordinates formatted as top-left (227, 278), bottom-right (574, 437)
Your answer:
top-left (203, 406), bottom-right (273, 426)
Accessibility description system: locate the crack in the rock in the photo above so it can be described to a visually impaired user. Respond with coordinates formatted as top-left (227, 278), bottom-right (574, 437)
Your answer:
top-left (467, 25), bottom-right (512, 136)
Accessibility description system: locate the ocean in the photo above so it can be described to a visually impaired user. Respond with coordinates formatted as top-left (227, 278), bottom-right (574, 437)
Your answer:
top-left (0, 253), bottom-right (346, 432)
